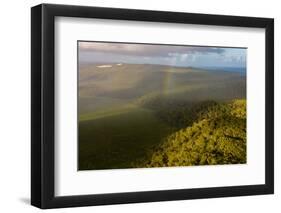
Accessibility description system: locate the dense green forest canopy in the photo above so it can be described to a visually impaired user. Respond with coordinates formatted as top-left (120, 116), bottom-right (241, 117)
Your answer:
top-left (134, 99), bottom-right (246, 167)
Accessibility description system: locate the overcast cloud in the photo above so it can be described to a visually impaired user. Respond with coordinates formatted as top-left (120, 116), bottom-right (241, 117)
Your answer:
top-left (79, 41), bottom-right (246, 68)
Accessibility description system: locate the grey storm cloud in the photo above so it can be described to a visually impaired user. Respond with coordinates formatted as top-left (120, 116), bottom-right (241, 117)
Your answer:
top-left (79, 42), bottom-right (225, 57)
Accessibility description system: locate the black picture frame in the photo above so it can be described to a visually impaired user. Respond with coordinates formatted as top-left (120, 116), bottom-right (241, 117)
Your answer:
top-left (31, 3), bottom-right (274, 209)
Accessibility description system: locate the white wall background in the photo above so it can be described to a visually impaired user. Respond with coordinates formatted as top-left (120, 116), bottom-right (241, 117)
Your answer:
top-left (0, 0), bottom-right (279, 212)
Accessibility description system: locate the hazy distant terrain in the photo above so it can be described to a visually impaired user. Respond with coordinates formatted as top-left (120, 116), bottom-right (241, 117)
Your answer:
top-left (79, 63), bottom-right (246, 113)
top-left (78, 63), bottom-right (246, 170)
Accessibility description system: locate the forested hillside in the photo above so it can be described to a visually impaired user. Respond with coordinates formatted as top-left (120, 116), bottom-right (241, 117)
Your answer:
top-left (134, 99), bottom-right (246, 167)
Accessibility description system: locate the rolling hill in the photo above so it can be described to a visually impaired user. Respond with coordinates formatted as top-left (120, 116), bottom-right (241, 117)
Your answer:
top-left (78, 63), bottom-right (246, 170)
top-left (133, 99), bottom-right (246, 168)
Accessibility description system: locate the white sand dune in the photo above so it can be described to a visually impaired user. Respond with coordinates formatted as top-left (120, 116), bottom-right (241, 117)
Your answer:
top-left (97, 65), bottom-right (113, 68)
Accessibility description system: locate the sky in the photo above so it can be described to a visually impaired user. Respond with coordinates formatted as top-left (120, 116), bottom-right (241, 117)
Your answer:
top-left (78, 41), bottom-right (246, 68)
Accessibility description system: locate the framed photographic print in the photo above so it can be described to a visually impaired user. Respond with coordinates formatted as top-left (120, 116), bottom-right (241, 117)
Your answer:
top-left (31, 3), bottom-right (274, 209)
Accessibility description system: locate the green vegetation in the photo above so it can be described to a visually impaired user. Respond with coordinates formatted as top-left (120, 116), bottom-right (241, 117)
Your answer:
top-left (79, 107), bottom-right (174, 170)
top-left (78, 64), bottom-right (247, 170)
top-left (135, 99), bottom-right (246, 168)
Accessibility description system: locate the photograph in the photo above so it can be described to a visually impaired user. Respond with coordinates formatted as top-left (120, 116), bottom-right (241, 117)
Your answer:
top-left (78, 41), bottom-right (247, 170)
top-left (30, 3), bottom-right (274, 209)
